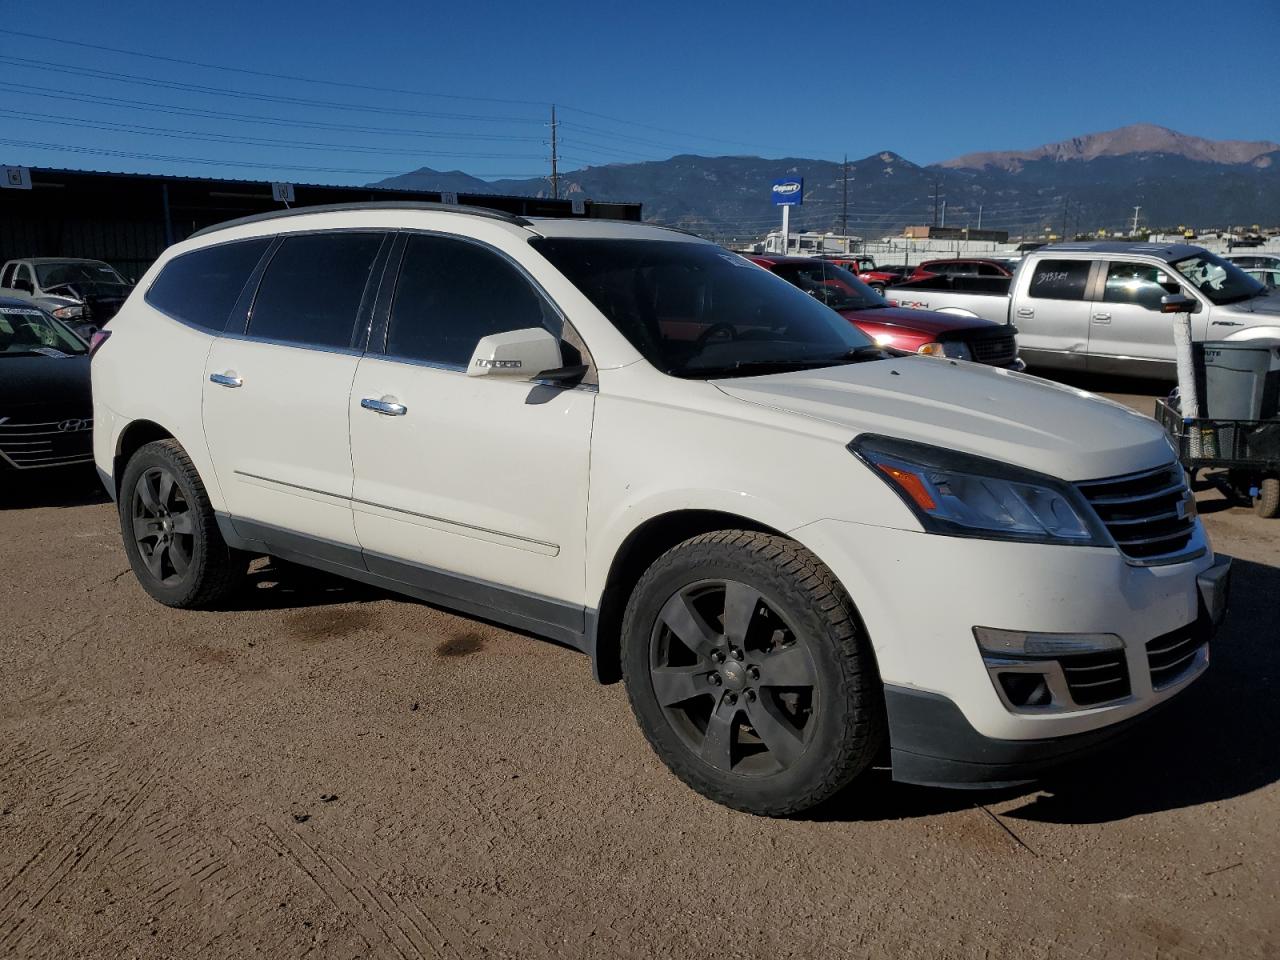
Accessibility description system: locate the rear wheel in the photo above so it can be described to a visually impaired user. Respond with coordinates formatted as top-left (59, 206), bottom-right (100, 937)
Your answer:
top-left (621, 530), bottom-right (885, 816)
top-left (1255, 477), bottom-right (1280, 519)
top-left (118, 439), bottom-right (248, 608)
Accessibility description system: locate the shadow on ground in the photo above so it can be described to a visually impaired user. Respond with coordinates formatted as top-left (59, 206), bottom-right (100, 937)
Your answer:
top-left (817, 556), bottom-right (1280, 825)
top-left (230, 558), bottom-right (387, 611)
top-left (0, 465), bottom-right (109, 510)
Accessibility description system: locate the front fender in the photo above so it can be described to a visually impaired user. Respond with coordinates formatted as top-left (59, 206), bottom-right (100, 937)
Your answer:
top-left (1220, 324), bottom-right (1280, 342)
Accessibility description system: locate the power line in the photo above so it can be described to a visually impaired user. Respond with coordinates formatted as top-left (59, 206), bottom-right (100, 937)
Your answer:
top-left (0, 56), bottom-right (543, 124)
top-left (0, 28), bottom-right (551, 108)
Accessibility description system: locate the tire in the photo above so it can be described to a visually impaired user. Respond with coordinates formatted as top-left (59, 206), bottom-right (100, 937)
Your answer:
top-left (118, 439), bottom-right (248, 608)
top-left (870, 284), bottom-right (886, 297)
top-left (621, 530), bottom-right (885, 816)
top-left (1255, 477), bottom-right (1280, 519)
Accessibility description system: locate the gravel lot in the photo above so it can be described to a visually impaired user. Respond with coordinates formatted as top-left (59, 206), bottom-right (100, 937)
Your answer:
top-left (2, 380), bottom-right (1277, 959)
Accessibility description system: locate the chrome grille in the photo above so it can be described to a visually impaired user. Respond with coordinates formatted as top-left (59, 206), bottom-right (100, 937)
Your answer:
top-left (0, 416), bottom-right (94, 469)
top-left (1146, 621), bottom-right (1208, 690)
top-left (1076, 464), bottom-right (1197, 562)
top-left (1060, 650), bottom-right (1131, 706)
top-left (966, 331), bottom-right (1018, 367)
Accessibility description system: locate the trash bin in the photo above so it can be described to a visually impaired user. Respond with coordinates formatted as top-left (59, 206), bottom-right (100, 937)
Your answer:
top-left (1202, 340), bottom-right (1280, 420)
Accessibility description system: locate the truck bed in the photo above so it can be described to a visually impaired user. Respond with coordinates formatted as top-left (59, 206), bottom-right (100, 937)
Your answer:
top-left (884, 275), bottom-right (1011, 324)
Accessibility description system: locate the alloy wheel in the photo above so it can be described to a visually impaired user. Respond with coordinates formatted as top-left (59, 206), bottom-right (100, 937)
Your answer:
top-left (131, 466), bottom-right (195, 586)
top-left (649, 579), bottom-right (819, 776)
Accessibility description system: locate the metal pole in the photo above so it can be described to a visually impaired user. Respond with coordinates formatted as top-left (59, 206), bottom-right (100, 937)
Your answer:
top-left (550, 104), bottom-right (559, 201)
top-left (841, 154), bottom-right (848, 245)
top-left (782, 204), bottom-right (790, 256)
top-left (940, 199), bottom-right (947, 229)
top-left (977, 204), bottom-right (983, 230)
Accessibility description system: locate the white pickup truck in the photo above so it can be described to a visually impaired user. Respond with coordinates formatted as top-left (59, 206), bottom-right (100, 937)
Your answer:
top-left (886, 241), bottom-right (1280, 379)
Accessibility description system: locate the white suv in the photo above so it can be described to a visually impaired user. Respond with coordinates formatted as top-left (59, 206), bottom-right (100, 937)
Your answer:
top-left (92, 203), bottom-right (1231, 815)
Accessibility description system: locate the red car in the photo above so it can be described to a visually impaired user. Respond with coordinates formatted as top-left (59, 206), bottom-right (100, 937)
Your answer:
top-left (747, 255), bottom-right (1022, 369)
top-left (909, 258), bottom-right (1017, 281)
top-left (817, 255), bottom-right (908, 295)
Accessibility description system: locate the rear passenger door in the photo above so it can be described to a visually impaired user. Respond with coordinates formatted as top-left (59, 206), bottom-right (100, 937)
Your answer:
top-left (347, 232), bottom-right (595, 635)
top-left (1012, 258), bottom-right (1098, 371)
top-left (202, 231), bottom-right (389, 551)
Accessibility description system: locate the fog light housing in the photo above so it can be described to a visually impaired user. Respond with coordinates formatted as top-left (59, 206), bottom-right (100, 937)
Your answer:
top-left (998, 671), bottom-right (1052, 707)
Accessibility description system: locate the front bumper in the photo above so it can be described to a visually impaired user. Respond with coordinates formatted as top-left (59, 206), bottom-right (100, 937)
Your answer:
top-left (792, 519), bottom-right (1228, 786)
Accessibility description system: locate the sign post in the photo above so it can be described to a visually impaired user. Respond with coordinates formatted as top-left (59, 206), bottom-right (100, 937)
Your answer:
top-left (771, 177), bottom-right (803, 254)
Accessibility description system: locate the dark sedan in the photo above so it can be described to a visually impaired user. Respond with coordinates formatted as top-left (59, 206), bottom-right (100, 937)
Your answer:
top-left (0, 297), bottom-right (94, 473)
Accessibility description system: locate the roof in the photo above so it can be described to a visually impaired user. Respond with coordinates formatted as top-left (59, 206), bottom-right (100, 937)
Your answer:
top-left (7, 257), bottom-right (109, 265)
top-left (1039, 240), bottom-right (1204, 261)
top-left (527, 218), bottom-right (709, 242)
top-left (189, 201), bottom-right (532, 239)
top-left (745, 254), bottom-right (814, 265)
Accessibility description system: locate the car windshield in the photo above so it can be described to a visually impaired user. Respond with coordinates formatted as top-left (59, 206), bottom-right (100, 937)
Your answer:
top-left (531, 238), bottom-right (878, 378)
top-left (0, 306), bottom-right (87, 356)
top-left (766, 260), bottom-right (886, 311)
top-left (1170, 252), bottom-right (1266, 305)
top-left (34, 261), bottom-right (128, 287)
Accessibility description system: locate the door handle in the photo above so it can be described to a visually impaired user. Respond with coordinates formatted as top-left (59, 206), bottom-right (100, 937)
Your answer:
top-left (1091, 313), bottom-right (1112, 324)
top-left (1212, 320), bottom-right (1244, 327)
top-left (361, 397), bottom-right (407, 416)
top-left (209, 372), bottom-right (243, 388)
top-left (1015, 307), bottom-right (1034, 318)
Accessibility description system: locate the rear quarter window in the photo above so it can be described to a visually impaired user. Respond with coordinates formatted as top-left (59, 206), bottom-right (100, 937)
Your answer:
top-left (145, 239), bottom-right (272, 332)
top-left (1027, 259), bottom-right (1092, 301)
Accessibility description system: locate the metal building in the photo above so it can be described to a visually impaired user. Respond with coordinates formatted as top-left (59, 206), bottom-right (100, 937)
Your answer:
top-left (0, 167), bottom-right (642, 280)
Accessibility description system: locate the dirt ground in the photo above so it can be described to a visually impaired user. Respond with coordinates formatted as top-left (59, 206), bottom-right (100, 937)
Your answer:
top-left (2, 380), bottom-right (1278, 960)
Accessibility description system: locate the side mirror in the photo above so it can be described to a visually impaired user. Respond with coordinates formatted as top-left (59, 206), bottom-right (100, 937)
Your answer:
top-left (467, 327), bottom-right (563, 380)
top-left (1160, 293), bottom-right (1200, 314)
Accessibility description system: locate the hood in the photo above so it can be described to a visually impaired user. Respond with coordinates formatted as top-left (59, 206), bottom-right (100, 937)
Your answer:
top-left (1218, 291), bottom-right (1280, 318)
top-left (0, 353), bottom-right (92, 411)
top-left (840, 305), bottom-right (994, 335)
top-left (45, 281), bottom-right (131, 298)
top-left (715, 356), bottom-right (1173, 482)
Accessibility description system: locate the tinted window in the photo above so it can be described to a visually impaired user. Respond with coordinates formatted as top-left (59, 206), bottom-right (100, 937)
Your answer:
top-left (248, 232), bottom-right (384, 348)
top-left (146, 239), bottom-right (271, 332)
top-left (1027, 259), bottom-right (1092, 300)
top-left (768, 261), bottom-right (884, 310)
top-left (1103, 262), bottom-right (1179, 310)
top-left (531, 238), bottom-right (876, 379)
top-left (386, 234), bottom-right (560, 366)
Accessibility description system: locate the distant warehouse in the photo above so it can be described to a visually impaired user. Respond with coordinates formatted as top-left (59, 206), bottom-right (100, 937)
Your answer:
top-left (903, 225), bottom-right (1010, 243)
top-left (0, 167), bottom-right (641, 280)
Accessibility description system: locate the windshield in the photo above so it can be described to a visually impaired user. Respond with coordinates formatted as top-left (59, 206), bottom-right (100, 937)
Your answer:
top-left (531, 238), bottom-right (876, 378)
top-left (767, 260), bottom-right (886, 311)
top-left (1170, 252), bottom-right (1265, 305)
top-left (0, 306), bottom-right (87, 356)
top-left (34, 261), bottom-right (128, 288)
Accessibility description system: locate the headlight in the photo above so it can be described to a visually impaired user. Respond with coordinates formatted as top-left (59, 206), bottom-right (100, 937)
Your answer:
top-left (849, 435), bottom-right (1107, 546)
top-left (51, 304), bottom-right (84, 320)
top-left (917, 340), bottom-right (971, 360)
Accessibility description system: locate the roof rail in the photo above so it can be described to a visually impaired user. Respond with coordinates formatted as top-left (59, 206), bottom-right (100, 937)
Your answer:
top-left (188, 201), bottom-right (532, 240)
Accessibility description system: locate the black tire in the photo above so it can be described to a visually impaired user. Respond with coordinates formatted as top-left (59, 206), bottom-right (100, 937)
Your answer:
top-left (1255, 477), bottom-right (1280, 519)
top-left (118, 439), bottom-right (248, 609)
top-left (871, 284), bottom-right (886, 297)
top-left (621, 530), bottom-right (885, 816)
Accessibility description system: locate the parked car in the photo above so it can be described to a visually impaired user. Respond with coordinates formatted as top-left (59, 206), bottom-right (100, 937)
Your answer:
top-left (0, 257), bottom-right (134, 338)
top-left (812, 256), bottom-right (913, 295)
top-left (0, 296), bottom-right (94, 473)
top-left (886, 241), bottom-right (1280, 379)
top-left (94, 202), bottom-right (1229, 816)
top-left (1242, 267), bottom-right (1280, 290)
top-left (910, 258), bottom-right (1017, 281)
top-left (747, 255), bottom-right (1021, 368)
top-left (1223, 252), bottom-right (1280, 272)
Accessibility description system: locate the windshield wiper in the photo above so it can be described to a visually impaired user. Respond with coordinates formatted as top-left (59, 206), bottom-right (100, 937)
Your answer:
top-left (691, 346), bottom-right (888, 378)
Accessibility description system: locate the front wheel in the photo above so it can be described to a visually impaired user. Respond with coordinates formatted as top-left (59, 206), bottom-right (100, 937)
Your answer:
top-left (118, 439), bottom-right (248, 608)
top-left (621, 531), bottom-right (885, 816)
top-left (1255, 477), bottom-right (1280, 519)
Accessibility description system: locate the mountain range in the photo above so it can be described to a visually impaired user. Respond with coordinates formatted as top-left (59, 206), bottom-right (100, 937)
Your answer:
top-left (371, 124), bottom-right (1280, 239)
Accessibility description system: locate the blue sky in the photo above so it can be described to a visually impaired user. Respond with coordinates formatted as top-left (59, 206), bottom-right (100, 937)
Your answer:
top-left (2, 0), bottom-right (1276, 185)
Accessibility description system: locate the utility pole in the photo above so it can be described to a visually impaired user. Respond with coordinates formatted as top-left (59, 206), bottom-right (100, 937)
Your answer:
top-left (841, 154), bottom-right (849, 244)
top-left (1061, 195), bottom-right (1070, 240)
top-left (940, 199), bottom-right (947, 228)
top-left (549, 104), bottom-right (559, 201)
top-left (977, 204), bottom-right (983, 230)
top-left (1131, 205), bottom-right (1141, 236)
top-left (931, 180), bottom-right (941, 227)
